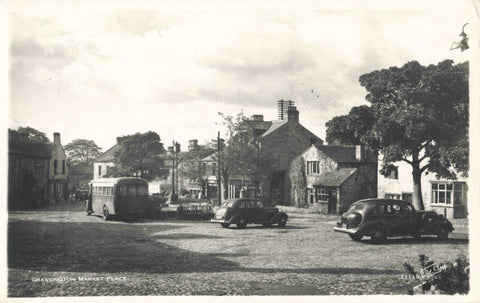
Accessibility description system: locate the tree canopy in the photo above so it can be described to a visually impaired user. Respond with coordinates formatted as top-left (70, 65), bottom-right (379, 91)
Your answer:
top-left (11, 127), bottom-right (51, 143)
top-left (217, 112), bottom-right (271, 199)
top-left (178, 144), bottom-right (215, 183)
top-left (109, 131), bottom-right (167, 181)
top-left (326, 60), bottom-right (468, 210)
top-left (64, 139), bottom-right (102, 165)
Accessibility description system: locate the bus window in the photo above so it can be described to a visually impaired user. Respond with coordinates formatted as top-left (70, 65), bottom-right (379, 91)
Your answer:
top-left (129, 186), bottom-right (137, 196)
top-left (138, 186), bottom-right (146, 195)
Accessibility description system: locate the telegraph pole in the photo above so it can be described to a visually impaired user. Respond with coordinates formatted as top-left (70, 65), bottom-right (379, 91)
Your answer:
top-left (171, 140), bottom-right (175, 200)
top-left (217, 131), bottom-right (222, 206)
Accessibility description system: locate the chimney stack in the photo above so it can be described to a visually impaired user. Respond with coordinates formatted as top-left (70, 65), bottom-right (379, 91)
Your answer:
top-left (252, 115), bottom-right (264, 122)
top-left (53, 132), bottom-right (61, 145)
top-left (287, 106), bottom-right (299, 123)
top-left (355, 145), bottom-right (364, 162)
top-left (188, 139), bottom-right (198, 151)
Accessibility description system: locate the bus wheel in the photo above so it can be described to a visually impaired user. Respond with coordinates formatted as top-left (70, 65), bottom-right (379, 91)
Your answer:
top-left (102, 205), bottom-right (111, 221)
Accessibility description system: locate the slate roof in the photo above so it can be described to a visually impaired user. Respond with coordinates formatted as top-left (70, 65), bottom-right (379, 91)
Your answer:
top-left (312, 168), bottom-right (358, 187)
top-left (261, 120), bottom-right (288, 137)
top-left (9, 140), bottom-right (52, 158)
top-left (95, 144), bottom-right (121, 162)
top-left (316, 145), bottom-right (377, 163)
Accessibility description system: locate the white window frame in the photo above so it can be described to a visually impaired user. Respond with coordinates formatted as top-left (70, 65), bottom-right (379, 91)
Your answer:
top-left (431, 182), bottom-right (466, 206)
top-left (385, 193), bottom-right (401, 200)
top-left (306, 161), bottom-right (320, 174)
top-left (316, 187), bottom-right (329, 202)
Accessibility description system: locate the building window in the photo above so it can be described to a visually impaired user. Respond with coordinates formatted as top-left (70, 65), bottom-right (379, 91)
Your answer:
top-left (402, 193), bottom-right (413, 203)
top-left (385, 193), bottom-right (401, 200)
top-left (62, 160), bottom-right (65, 174)
top-left (212, 162), bottom-right (217, 174)
top-left (34, 161), bottom-right (45, 177)
top-left (98, 165), bottom-right (102, 177)
top-left (307, 161), bottom-right (320, 174)
top-left (432, 182), bottom-right (466, 206)
top-left (54, 159), bottom-right (58, 174)
top-left (316, 187), bottom-right (329, 202)
top-left (387, 166), bottom-right (398, 179)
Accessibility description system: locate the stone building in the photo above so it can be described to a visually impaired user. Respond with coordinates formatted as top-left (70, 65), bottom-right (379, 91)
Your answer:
top-left (48, 132), bottom-right (69, 202)
top-left (288, 144), bottom-right (378, 214)
top-left (8, 130), bottom-right (51, 209)
top-left (93, 142), bottom-right (120, 179)
top-left (377, 159), bottom-right (468, 219)
top-left (243, 106), bottom-right (323, 203)
top-left (69, 163), bottom-right (93, 190)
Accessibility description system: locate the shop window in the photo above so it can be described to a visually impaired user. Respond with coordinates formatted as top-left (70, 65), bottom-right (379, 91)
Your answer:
top-left (432, 182), bottom-right (467, 206)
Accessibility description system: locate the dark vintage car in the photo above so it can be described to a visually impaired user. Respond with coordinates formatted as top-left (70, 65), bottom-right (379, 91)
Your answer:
top-left (333, 198), bottom-right (454, 243)
top-left (211, 198), bottom-right (288, 229)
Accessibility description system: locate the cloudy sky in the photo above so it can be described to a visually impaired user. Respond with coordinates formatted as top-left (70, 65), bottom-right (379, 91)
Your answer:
top-left (5, 0), bottom-right (476, 152)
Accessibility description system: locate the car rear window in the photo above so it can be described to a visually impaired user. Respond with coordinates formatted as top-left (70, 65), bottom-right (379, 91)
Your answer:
top-left (349, 203), bottom-right (366, 211)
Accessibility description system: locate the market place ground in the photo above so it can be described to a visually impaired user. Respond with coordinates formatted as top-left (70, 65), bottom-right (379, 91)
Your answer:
top-left (8, 202), bottom-right (469, 296)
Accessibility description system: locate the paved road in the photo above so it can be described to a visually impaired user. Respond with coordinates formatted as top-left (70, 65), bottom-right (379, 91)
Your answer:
top-left (8, 202), bottom-right (469, 296)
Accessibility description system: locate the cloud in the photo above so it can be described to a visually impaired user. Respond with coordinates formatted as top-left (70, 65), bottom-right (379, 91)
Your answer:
top-left (8, 4), bottom-right (474, 150)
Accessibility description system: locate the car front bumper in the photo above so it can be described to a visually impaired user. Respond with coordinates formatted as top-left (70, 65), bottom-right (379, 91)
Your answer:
top-left (333, 226), bottom-right (359, 235)
top-left (211, 219), bottom-right (229, 224)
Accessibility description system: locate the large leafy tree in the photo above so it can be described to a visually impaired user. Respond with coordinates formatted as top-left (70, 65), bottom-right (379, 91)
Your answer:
top-left (64, 139), bottom-right (102, 165)
top-left (11, 126), bottom-right (51, 143)
top-left (217, 112), bottom-right (271, 200)
top-left (111, 131), bottom-right (167, 181)
top-left (326, 60), bottom-right (468, 210)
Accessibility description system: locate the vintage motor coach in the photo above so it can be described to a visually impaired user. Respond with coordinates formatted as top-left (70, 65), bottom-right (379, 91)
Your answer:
top-left (87, 177), bottom-right (150, 220)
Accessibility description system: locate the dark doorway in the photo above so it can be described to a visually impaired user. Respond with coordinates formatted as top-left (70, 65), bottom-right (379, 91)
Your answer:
top-left (328, 187), bottom-right (337, 214)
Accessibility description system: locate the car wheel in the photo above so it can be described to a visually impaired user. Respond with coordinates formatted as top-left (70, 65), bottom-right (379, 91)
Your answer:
top-left (278, 216), bottom-right (287, 227)
top-left (262, 223), bottom-right (271, 227)
top-left (437, 227), bottom-right (449, 240)
top-left (236, 217), bottom-right (247, 229)
top-left (221, 223), bottom-right (230, 228)
top-left (372, 228), bottom-right (387, 244)
top-left (349, 234), bottom-right (363, 241)
top-left (102, 205), bottom-right (111, 221)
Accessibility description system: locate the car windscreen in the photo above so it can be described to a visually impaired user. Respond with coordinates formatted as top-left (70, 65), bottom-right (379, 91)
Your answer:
top-left (221, 201), bottom-right (235, 207)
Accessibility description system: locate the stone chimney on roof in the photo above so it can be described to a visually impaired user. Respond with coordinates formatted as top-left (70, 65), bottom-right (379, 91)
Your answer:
top-left (287, 106), bottom-right (299, 123)
top-left (252, 115), bottom-right (264, 122)
top-left (355, 145), bottom-right (364, 162)
top-left (188, 139), bottom-right (198, 151)
top-left (53, 132), bottom-right (61, 145)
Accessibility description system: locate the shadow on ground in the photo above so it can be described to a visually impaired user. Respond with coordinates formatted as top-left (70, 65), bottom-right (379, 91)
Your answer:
top-left (8, 220), bottom-right (238, 274)
top-left (354, 235), bottom-right (469, 245)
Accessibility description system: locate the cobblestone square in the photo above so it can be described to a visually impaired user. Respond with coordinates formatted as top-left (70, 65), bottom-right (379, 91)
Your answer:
top-left (8, 202), bottom-right (469, 296)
